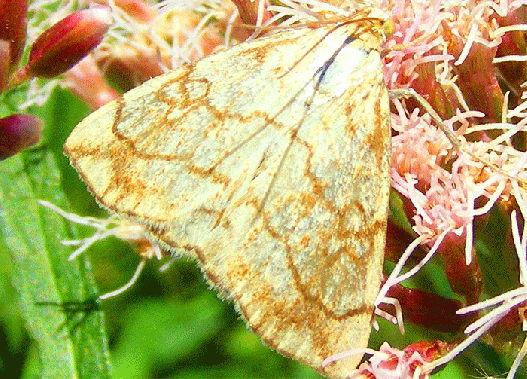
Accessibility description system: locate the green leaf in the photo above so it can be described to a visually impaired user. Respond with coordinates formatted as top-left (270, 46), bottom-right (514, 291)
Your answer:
top-left (0, 148), bottom-right (111, 378)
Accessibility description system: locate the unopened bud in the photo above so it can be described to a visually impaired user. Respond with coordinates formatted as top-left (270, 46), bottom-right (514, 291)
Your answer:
top-left (0, 114), bottom-right (43, 160)
top-left (0, 40), bottom-right (10, 91)
top-left (0, 0), bottom-right (27, 69)
top-left (93, 0), bottom-right (155, 23)
top-left (10, 6), bottom-right (112, 86)
top-left (230, 0), bottom-right (272, 28)
top-left (64, 56), bottom-right (119, 109)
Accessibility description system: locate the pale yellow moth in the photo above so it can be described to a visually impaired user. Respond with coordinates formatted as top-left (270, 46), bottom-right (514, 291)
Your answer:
top-left (65, 5), bottom-right (390, 378)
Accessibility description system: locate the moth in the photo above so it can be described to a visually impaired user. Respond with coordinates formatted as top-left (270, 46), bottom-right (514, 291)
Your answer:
top-left (65, 6), bottom-right (390, 378)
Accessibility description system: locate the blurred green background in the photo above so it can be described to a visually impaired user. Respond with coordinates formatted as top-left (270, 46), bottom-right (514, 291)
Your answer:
top-left (0, 85), bottom-right (523, 378)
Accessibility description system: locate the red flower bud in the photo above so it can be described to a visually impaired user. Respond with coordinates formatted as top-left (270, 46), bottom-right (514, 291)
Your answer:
top-left (64, 56), bottom-right (119, 109)
top-left (20, 6), bottom-right (112, 82)
top-left (93, 0), bottom-right (155, 23)
top-left (0, 114), bottom-right (42, 160)
top-left (0, 0), bottom-right (27, 69)
top-left (0, 39), bottom-right (10, 91)
top-left (230, 0), bottom-right (272, 28)
top-left (382, 283), bottom-right (467, 334)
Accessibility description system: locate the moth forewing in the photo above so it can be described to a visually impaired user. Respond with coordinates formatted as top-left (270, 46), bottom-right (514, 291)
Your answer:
top-left (65, 12), bottom-right (390, 379)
